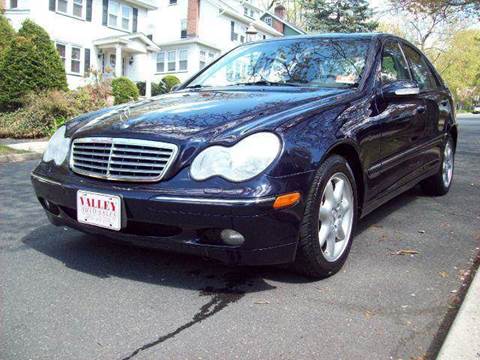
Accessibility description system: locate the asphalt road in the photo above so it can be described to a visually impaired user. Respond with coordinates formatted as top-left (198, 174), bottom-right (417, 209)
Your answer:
top-left (1, 115), bottom-right (479, 360)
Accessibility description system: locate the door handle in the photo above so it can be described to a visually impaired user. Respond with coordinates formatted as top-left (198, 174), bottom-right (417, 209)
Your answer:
top-left (417, 105), bottom-right (426, 114)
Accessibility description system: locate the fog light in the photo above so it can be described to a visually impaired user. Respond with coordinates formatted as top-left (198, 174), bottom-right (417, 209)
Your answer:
top-left (220, 229), bottom-right (245, 246)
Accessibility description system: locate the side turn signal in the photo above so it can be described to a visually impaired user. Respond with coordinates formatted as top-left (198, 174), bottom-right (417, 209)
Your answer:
top-left (273, 192), bottom-right (301, 209)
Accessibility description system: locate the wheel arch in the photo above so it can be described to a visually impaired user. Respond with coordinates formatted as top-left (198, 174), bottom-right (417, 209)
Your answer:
top-left (449, 124), bottom-right (458, 151)
top-left (322, 140), bottom-right (366, 215)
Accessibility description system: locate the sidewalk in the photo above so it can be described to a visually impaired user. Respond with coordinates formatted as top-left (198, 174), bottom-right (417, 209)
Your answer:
top-left (0, 139), bottom-right (47, 163)
top-left (437, 266), bottom-right (480, 359)
top-left (0, 140), bottom-right (48, 153)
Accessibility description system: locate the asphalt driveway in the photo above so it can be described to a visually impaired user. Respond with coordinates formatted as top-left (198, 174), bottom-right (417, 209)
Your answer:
top-left (1, 115), bottom-right (479, 360)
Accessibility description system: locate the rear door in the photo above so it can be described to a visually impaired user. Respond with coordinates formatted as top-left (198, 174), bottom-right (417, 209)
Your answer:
top-left (401, 43), bottom-right (450, 171)
top-left (372, 39), bottom-right (426, 198)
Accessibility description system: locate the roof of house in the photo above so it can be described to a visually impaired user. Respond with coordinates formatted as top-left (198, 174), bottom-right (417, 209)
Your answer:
top-left (124, 0), bottom-right (157, 10)
top-left (206, 0), bottom-right (284, 37)
top-left (261, 11), bottom-right (307, 35)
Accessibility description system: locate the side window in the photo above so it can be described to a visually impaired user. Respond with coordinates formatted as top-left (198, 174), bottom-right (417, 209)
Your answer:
top-left (381, 41), bottom-right (411, 84)
top-left (402, 45), bottom-right (438, 90)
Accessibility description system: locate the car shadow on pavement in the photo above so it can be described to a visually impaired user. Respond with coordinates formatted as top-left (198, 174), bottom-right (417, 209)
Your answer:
top-left (355, 185), bottom-right (423, 236)
top-left (21, 222), bottom-right (314, 295)
top-left (21, 185), bottom-right (425, 295)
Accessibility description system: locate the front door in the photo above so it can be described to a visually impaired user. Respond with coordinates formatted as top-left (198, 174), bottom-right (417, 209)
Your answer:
top-left (373, 40), bottom-right (427, 197)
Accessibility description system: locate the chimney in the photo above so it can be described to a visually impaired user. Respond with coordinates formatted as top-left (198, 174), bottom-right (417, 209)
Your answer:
top-left (274, 4), bottom-right (286, 19)
top-left (187, 0), bottom-right (200, 38)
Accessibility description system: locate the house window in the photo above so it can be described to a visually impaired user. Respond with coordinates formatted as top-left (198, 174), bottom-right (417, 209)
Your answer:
top-left (264, 16), bottom-right (272, 27)
top-left (169, 0), bottom-right (177, 4)
top-left (10, 0), bottom-right (18, 8)
top-left (108, 0), bottom-right (132, 31)
top-left (167, 51), bottom-right (176, 71)
top-left (199, 50), bottom-right (206, 69)
top-left (244, 7), bottom-right (248, 16)
top-left (156, 51), bottom-right (165, 73)
top-left (110, 54), bottom-right (116, 70)
top-left (57, 0), bottom-right (68, 13)
top-left (56, 43), bottom-right (66, 66)
top-left (71, 46), bottom-right (81, 74)
top-left (73, 0), bottom-right (83, 17)
top-left (121, 5), bottom-right (132, 30)
top-left (230, 21), bottom-right (236, 41)
top-left (179, 49), bottom-right (188, 71)
top-left (180, 19), bottom-right (187, 39)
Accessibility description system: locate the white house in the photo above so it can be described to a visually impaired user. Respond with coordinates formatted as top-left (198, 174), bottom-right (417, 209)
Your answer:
top-left (2, 0), bottom-right (305, 94)
top-left (150, 0), bottom-right (306, 82)
top-left (3, 0), bottom-right (160, 95)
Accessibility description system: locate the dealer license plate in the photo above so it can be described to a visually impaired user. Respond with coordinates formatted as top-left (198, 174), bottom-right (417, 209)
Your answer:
top-left (77, 190), bottom-right (121, 231)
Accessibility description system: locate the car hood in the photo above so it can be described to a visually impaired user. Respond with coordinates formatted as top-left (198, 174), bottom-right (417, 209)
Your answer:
top-left (67, 87), bottom-right (352, 144)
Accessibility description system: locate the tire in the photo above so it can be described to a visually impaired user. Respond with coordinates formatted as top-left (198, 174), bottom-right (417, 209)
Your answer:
top-left (294, 155), bottom-right (358, 279)
top-left (420, 135), bottom-right (455, 196)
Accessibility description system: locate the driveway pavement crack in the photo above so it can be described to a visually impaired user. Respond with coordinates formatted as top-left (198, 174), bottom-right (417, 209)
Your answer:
top-left (120, 288), bottom-right (244, 359)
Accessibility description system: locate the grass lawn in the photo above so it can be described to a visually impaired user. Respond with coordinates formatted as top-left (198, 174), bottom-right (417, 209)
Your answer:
top-left (0, 144), bottom-right (28, 155)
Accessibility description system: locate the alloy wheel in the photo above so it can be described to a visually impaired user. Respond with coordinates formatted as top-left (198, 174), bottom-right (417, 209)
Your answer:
top-left (318, 173), bottom-right (354, 262)
top-left (442, 140), bottom-right (454, 188)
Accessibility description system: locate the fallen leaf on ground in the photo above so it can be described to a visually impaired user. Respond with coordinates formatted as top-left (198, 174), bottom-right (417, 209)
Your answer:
top-left (254, 300), bottom-right (270, 305)
top-left (439, 271), bottom-right (449, 278)
top-left (390, 249), bottom-right (419, 256)
top-left (371, 224), bottom-right (383, 229)
top-left (364, 310), bottom-right (375, 319)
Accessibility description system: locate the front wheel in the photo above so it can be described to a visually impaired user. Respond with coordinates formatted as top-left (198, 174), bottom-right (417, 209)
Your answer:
top-left (421, 136), bottom-right (455, 196)
top-left (294, 155), bottom-right (358, 279)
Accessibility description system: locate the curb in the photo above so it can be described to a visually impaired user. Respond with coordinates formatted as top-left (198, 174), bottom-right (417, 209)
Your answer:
top-left (0, 152), bottom-right (41, 164)
top-left (437, 259), bottom-right (480, 359)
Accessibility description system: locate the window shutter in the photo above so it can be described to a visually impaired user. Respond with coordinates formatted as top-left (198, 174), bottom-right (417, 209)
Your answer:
top-left (86, 0), bottom-right (93, 21)
top-left (102, 0), bottom-right (108, 26)
top-left (84, 48), bottom-right (91, 77)
top-left (132, 8), bottom-right (138, 33)
top-left (49, 0), bottom-right (55, 11)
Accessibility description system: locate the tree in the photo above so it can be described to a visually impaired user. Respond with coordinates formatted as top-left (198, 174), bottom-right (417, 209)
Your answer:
top-left (17, 20), bottom-right (67, 90)
top-left (435, 29), bottom-right (480, 108)
top-left (0, 14), bottom-right (15, 60)
top-left (390, 0), bottom-right (479, 14)
top-left (300, 0), bottom-right (378, 33)
top-left (0, 20), bottom-right (67, 110)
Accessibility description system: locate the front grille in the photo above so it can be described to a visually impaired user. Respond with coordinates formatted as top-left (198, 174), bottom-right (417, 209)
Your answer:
top-left (70, 137), bottom-right (178, 182)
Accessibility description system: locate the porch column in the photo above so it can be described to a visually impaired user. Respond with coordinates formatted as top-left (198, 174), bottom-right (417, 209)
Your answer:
top-left (115, 45), bottom-right (122, 77)
top-left (145, 52), bottom-right (154, 98)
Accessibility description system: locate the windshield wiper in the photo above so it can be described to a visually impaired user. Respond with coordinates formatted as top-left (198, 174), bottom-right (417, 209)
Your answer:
top-left (233, 80), bottom-right (303, 87)
top-left (185, 84), bottom-right (210, 89)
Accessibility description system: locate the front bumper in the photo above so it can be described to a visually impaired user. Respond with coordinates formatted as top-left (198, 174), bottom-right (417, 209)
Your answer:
top-left (31, 168), bottom-right (311, 266)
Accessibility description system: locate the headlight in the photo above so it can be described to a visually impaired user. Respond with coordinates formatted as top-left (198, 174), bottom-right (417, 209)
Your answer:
top-left (190, 132), bottom-right (281, 182)
top-left (42, 126), bottom-right (70, 166)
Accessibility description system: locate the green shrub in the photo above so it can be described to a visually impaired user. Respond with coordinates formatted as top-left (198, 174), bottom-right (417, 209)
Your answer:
top-left (162, 75), bottom-right (181, 92)
top-left (0, 20), bottom-right (67, 111)
top-left (136, 81), bottom-right (168, 96)
top-left (0, 14), bottom-right (15, 60)
top-left (0, 86), bottom-right (110, 138)
top-left (112, 77), bottom-right (139, 104)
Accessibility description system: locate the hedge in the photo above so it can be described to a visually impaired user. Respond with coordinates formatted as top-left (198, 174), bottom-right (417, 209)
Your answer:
top-left (112, 77), bottom-right (139, 104)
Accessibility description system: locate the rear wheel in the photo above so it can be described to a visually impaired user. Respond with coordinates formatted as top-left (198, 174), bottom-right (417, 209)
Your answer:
top-left (421, 136), bottom-right (454, 196)
top-left (294, 155), bottom-right (358, 279)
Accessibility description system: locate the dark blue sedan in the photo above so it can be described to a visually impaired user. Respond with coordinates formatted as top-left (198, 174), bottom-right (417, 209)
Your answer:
top-left (32, 33), bottom-right (457, 278)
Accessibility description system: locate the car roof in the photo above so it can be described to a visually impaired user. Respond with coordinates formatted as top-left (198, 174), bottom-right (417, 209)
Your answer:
top-left (255, 32), bottom-right (387, 45)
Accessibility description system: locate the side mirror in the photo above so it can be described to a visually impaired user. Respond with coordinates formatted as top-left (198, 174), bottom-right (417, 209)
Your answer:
top-left (382, 80), bottom-right (419, 99)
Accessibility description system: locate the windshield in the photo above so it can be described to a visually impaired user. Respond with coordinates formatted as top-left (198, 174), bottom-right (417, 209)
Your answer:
top-left (188, 38), bottom-right (371, 89)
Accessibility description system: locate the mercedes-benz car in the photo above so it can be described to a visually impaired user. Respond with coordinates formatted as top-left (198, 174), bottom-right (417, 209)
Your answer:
top-left (31, 33), bottom-right (457, 278)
